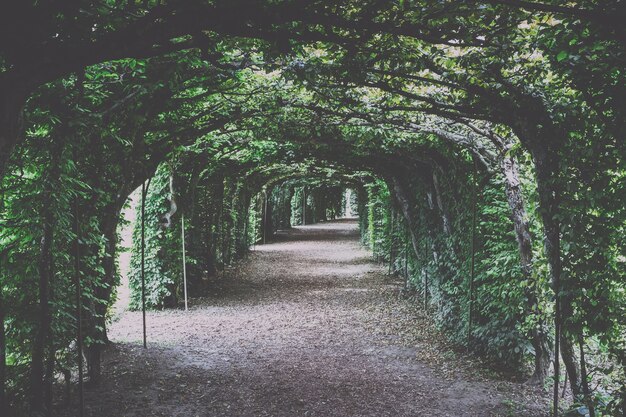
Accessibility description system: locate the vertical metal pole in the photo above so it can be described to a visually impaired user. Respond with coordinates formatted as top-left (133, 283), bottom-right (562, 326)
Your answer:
top-left (302, 185), bottom-right (306, 226)
top-left (252, 194), bottom-right (258, 251)
top-left (404, 226), bottom-right (409, 281)
top-left (73, 198), bottom-right (84, 417)
top-left (220, 190), bottom-right (226, 270)
top-left (0, 191), bottom-right (6, 415)
top-left (182, 215), bottom-right (188, 311)
top-left (71, 147), bottom-right (84, 417)
top-left (468, 158), bottom-right (477, 349)
top-left (388, 208), bottom-right (394, 274)
top-left (71, 75), bottom-right (85, 417)
top-left (141, 181), bottom-right (147, 349)
top-left (554, 298), bottom-right (561, 417)
top-left (423, 237), bottom-right (428, 310)
top-left (263, 191), bottom-right (268, 244)
top-left (578, 334), bottom-right (594, 417)
top-left (243, 193), bottom-right (249, 251)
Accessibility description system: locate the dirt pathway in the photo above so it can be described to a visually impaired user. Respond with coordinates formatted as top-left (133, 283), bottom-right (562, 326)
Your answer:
top-left (65, 220), bottom-right (548, 417)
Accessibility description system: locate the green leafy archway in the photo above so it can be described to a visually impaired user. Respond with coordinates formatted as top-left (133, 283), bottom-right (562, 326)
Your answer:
top-left (0, 2), bottom-right (624, 416)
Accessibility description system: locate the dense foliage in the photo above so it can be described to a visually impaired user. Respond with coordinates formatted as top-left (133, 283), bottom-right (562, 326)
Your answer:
top-left (0, 1), bottom-right (624, 416)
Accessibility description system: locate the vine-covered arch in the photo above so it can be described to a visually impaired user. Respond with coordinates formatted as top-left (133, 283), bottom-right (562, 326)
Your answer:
top-left (1, 2), bottom-right (624, 416)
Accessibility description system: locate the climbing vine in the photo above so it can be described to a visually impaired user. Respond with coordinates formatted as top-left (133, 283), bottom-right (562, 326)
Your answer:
top-left (0, 2), bottom-right (624, 415)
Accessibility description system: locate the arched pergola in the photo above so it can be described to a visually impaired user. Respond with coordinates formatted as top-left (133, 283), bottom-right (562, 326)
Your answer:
top-left (1, 2), bottom-right (624, 416)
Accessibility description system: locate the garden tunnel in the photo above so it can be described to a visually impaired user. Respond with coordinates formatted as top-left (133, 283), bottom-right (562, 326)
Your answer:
top-left (1, 1), bottom-right (625, 416)
top-left (127, 161), bottom-right (368, 312)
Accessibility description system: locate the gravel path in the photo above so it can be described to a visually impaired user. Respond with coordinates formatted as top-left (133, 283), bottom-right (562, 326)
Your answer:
top-left (62, 219), bottom-right (548, 417)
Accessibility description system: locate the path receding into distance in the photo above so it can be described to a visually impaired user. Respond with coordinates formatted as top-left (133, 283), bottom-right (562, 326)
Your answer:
top-left (65, 219), bottom-right (548, 417)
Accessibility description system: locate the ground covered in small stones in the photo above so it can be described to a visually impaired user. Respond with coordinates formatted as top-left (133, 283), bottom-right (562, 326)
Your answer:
top-left (59, 219), bottom-right (549, 417)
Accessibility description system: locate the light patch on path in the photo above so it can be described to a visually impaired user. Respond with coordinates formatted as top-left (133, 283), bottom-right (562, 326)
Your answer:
top-left (62, 219), bottom-right (548, 417)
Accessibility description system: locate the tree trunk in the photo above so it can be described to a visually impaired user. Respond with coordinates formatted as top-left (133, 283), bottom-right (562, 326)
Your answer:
top-left (0, 274), bottom-right (5, 416)
top-left (0, 85), bottom-right (26, 179)
top-left (261, 188), bottom-right (273, 243)
top-left (390, 176), bottom-right (421, 260)
top-left (427, 125), bottom-right (550, 378)
top-left (31, 143), bottom-right (63, 415)
top-left (0, 191), bottom-right (6, 415)
top-left (31, 213), bottom-right (53, 415)
top-left (424, 189), bottom-right (441, 263)
top-left (559, 324), bottom-right (581, 397)
top-left (578, 335), bottom-right (595, 417)
top-left (431, 171), bottom-right (452, 235)
top-left (500, 155), bottom-right (551, 384)
top-left (44, 282), bottom-right (56, 414)
top-left (87, 205), bottom-right (123, 384)
top-left (533, 146), bottom-right (581, 399)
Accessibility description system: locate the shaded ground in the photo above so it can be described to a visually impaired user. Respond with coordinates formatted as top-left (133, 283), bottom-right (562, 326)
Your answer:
top-left (60, 219), bottom-right (549, 417)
